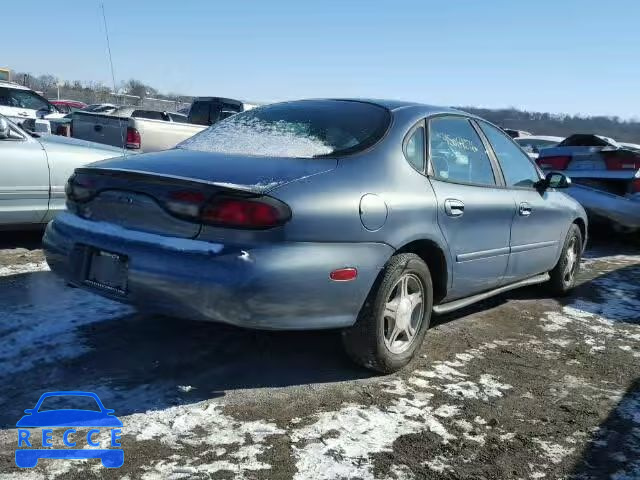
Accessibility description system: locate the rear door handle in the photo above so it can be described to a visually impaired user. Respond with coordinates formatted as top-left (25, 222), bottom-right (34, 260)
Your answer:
top-left (519, 202), bottom-right (532, 216)
top-left (444, 199), bottom-right (465, 217)
top-left (94, 124), bottom-right (102, 132)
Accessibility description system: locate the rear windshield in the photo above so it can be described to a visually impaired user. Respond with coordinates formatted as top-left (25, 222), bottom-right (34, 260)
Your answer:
top-left (178, 100), bottom-right (391, 158)
top-left (558, 134), bottom-right (614, 147)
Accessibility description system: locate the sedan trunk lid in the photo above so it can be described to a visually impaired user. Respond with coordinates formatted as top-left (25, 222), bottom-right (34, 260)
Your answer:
top-left (87, 148), bottom-right (337, 194)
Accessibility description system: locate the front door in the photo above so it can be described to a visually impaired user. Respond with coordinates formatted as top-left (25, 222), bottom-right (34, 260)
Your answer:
top-left (477, 121), bottom-right (568, 282)
top-left (427, 116), bottom-right (517, 300)
top-left (0, 122), bottom-right (50, 225)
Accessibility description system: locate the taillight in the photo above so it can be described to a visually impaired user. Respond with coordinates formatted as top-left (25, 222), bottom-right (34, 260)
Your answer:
top-left (605, 158), bottom-right (640, 170)
top-left (536, 156), bottom-right (571, 170)
top-left (165, 190), bottom-right (207, 218)
top-left (65, 174), bottom-right (96, 202)
top-left (126, 127), bottom-right (141, 149)
top-left (201, 197), bottom-right (290, 228)
top-left (56, 124), bottom-right (70, 136)
top-left (631, 179), bottom-right (640, 194)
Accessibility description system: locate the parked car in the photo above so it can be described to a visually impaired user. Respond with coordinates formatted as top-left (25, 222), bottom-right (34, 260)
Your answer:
top-left (43, 99), bottom-right (587, 372)
top-left (72, 107), bottom-right (206, 153)
top-left (50, 100), bottom-right (88, 114)
top-left (0, 81), bottom-right (65, 128)
top-left (0, 113), bottom-right (123, 229)
top-left (536, 134), bottom-right (640, 233)
top-left (515, 135), bottom-right (564, 160)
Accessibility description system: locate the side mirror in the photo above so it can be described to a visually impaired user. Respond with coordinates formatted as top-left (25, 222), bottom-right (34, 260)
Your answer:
top-left (36, 108), bottom-right (51, 119)
top-left (0, 117), bottom-right (9, 139)
top-left (543, 171), bottom-right (571, 190)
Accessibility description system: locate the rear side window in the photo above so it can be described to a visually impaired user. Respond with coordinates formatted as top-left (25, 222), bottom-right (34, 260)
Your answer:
top-left (480, 122), bottom-right (541, 188)
top-left (404, 125), bottom-right (425, 172)
top-left (429, 117), bottom-right (496, 186)
top-left (179, 100), bottom-right (391, 158)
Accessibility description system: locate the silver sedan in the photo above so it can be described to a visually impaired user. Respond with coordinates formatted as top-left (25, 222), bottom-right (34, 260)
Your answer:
top-left (0, 114), bottom-right (124, 229)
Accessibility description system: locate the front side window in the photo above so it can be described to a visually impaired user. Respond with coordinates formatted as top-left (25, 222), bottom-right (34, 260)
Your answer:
top-left (404, 125), bottom-right (425, 172)
top-left (0, 88), bottom-right (50, 111)
top-left (480, 122), bottom-right (541, 188)
top-left (179, 100), bottom-right (391, 158)
top-left (428, 116), bottom-right (496, 186)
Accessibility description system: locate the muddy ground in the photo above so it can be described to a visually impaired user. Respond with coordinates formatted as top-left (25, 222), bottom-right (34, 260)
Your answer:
top-left (0, 231), bottom-right (638, 479)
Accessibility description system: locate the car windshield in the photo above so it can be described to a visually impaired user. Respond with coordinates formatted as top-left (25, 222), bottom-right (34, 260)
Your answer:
top-left (37, 395), bottom-right (101, 412)
top-left (178, 100), bottom-right (391, 158)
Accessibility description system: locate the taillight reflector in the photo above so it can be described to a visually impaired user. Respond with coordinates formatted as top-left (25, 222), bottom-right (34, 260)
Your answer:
top-left (330, 268), bottom-right (358, 281)
top-left (126, 127), bottom-right (141, 149)
top-left (536, 156), bottom-right (571, 170)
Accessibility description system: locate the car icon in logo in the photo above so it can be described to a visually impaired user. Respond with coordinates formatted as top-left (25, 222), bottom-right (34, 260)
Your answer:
top-left (16, 391), bottom-right (123, 468)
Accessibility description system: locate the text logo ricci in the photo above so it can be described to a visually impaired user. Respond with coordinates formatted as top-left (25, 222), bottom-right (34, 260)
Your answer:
top-left (15, 391), bottom-right (123, 468)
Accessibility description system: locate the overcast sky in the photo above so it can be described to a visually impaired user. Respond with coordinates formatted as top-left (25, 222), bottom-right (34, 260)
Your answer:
top-left (3, 0), bottom-right (639, 118)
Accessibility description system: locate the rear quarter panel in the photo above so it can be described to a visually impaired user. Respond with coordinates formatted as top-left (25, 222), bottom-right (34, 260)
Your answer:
top-left (270, 107), bottom-right (452, 288)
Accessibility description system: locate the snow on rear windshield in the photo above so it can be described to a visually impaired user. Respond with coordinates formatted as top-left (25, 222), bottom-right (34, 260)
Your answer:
top-left (178, 100), bottom-right (390, 158)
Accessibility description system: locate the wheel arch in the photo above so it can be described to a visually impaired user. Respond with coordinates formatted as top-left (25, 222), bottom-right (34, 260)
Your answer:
top-left (394, 238), bottom-right (449, 304)
top-left (573, 216), bottom-right (587, 251)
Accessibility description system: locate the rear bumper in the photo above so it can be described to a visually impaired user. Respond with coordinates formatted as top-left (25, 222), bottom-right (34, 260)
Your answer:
top-left (43, 213), bottom-right (393, 330)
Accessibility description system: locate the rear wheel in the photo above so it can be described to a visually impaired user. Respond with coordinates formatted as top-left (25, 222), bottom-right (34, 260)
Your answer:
top-left (342, 253), bottom-right (433, 373)
top-left (547, 224), bottom-right (582, 296)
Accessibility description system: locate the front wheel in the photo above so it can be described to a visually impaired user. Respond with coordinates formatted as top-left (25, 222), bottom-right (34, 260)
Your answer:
top-left (342, 253), bottom-right (433, 373)
top-left (547, 224), bottom-right (582, 296)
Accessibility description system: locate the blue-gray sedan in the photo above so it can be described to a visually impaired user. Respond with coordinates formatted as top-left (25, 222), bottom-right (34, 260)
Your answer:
top-left (43, 99), bottom-right (587, 372)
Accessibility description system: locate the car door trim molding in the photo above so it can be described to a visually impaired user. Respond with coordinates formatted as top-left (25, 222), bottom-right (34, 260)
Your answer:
top-left (510, 240), bottom-right (558, 254)
top-left (457, 246), bottom-right (510, 262)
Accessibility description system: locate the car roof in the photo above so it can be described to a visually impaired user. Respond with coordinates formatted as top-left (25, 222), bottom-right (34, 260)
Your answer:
top-left (0, 80), bottom-right (31, 91)
top-left (329, 98), bottom-right (462, 115)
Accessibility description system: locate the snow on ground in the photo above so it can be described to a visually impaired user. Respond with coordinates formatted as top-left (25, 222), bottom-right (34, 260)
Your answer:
top-left (0, 261), bottom-right (49, 277)
top-left (0, 245), bottom-right (638, 479)
top-left (0, 273), bottom-right (131, 373)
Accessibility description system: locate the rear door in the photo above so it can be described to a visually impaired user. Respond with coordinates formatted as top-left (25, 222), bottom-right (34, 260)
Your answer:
top-left (0, 123), bottom-right (50, 225)
top-left (427, 115), bottom-right (517, 300)
top-left (477, 121), bottom-right (569, 282)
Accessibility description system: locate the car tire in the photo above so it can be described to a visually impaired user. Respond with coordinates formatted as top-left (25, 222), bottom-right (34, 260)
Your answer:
top-left (547, 224), bottom-right (582, 296)
top-left (342, 253), bottom-right (433, 373)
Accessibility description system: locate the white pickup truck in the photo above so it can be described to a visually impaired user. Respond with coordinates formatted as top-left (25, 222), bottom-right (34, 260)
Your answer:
top-left (71, 97), bottom-right (260, 153)
top-left (71, 107), bottom-right (204, 153)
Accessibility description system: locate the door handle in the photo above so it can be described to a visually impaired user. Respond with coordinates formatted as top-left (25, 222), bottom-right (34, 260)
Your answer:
top-left (519, 202), bottom-right (532, 216)
top-left (94, 124), bottom-right (103, 132)
top-left (444, 199), bottom-right (465, 217)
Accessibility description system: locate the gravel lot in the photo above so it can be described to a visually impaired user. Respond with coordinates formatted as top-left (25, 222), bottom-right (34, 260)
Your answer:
top-left (0, 231), bottom-right (638, 480)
